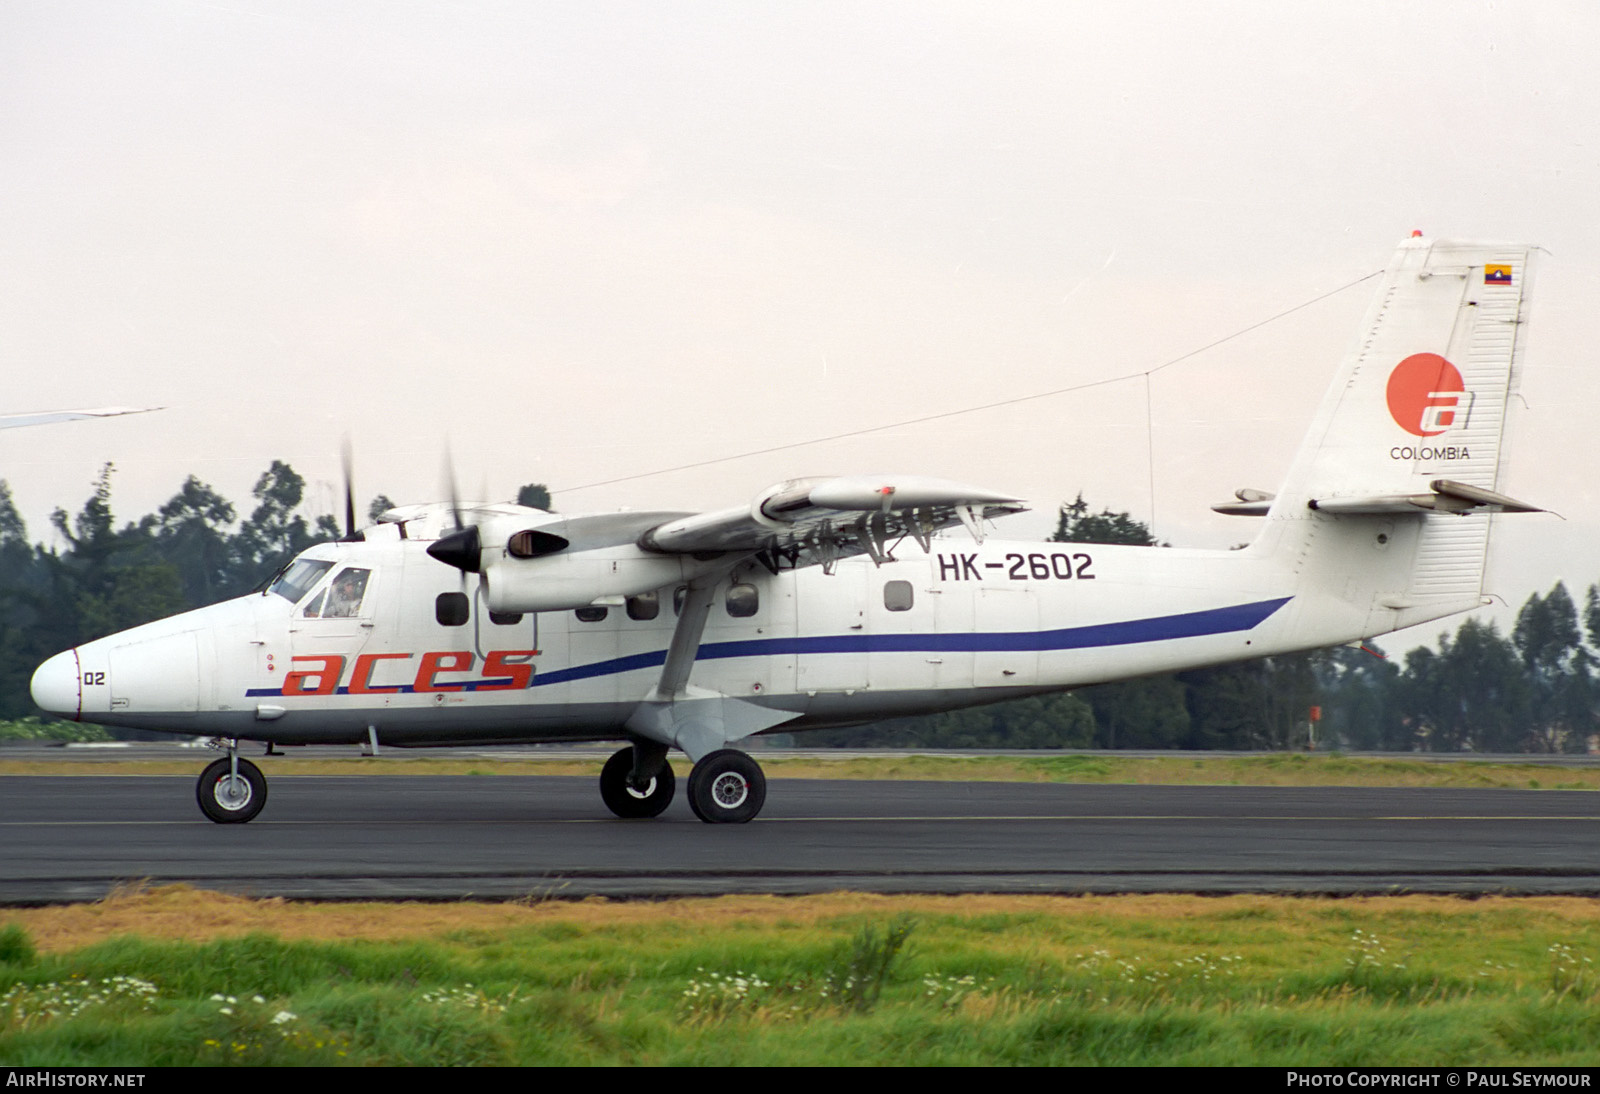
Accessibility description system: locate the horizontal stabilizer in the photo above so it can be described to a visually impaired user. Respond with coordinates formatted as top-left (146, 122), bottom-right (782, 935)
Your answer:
top-left (1212, 487), bottom-right (1276, 517)
top-left (1307, 478), bottom-right (1543, 516)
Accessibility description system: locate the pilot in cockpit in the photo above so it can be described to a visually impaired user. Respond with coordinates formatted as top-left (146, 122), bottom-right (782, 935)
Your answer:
top-left (323, 568), bottom-right (370, 617)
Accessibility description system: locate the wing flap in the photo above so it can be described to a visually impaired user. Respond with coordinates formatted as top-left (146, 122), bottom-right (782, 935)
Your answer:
top-left (640, 474), bottom-right (1027, 566)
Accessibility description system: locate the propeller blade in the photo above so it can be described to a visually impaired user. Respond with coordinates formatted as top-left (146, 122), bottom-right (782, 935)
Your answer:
top-left (443, 446), bottom-right (465, 532)
top-left (435, 445), bottom-right (477, 585)
top-left (340, 436), bottom-right (358, 540)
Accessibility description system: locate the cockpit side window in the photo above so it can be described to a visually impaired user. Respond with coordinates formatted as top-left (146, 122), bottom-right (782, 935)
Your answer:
top-left (269, 559), bottom-right (334, 604)
top-left (298, 567), bottom-right (373, 619)
top-left (322, 568), bottom-right (371, 617)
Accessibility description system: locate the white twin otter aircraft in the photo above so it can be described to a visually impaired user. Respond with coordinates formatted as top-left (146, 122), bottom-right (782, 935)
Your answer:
top-left (31, 236), bottom-right (1543, 825)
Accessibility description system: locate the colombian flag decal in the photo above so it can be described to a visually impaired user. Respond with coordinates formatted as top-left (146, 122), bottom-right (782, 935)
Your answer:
top-left (1485, 264), bottom-right (1513, 286)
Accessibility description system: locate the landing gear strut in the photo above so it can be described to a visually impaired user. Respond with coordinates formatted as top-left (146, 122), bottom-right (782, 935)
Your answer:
top-left (686, 749), bottom-right (766, 824)
top-left (599, 746), bottom-right (676, 819)
top-left (196, 743), bottom-right (268, 824)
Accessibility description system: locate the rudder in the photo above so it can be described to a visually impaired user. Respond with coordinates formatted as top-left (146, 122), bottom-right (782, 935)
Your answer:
top-left (1270, 235), bottom-right (1536, 512)
top-left (1255, 236), bottom-right (1540, 635)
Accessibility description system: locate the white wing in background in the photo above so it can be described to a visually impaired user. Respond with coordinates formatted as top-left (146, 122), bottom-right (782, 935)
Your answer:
top-left (0, 406), bottom-right (163, 430)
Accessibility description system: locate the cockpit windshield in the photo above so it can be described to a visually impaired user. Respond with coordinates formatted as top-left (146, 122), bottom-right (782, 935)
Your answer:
top-left (268, 559), bottom-right (334, 604)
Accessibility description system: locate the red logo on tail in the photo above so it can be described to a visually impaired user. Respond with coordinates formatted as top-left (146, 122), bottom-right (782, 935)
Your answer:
top-left (1386, 354), bottom-right (1469, 437)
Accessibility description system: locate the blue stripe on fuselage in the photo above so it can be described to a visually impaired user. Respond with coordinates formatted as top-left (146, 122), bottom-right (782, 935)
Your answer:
top-left (244, 596), bottom-right (1289, 696)
top-left (537, 594), bottom-right (1290, 685)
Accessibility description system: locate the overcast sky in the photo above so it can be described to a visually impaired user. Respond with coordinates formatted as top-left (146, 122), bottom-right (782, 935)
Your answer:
top-left (3, 1), bottom-right (1597, 649)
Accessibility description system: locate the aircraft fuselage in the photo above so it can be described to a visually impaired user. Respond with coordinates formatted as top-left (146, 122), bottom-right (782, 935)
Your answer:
top-left (34, 516), bottom-right (1414, 748)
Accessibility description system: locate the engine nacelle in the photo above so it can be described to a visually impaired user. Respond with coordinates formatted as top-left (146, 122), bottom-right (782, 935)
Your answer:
top-left (478, 544), bottom-right (727, 614)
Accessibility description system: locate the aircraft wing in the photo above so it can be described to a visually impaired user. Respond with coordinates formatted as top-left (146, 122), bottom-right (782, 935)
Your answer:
top-left (429, 474), bottom-right (1029, 610)
top-left (637, 474), bottom-right (1027, 569)
top-left (0, 406), bottom-right (163, 430)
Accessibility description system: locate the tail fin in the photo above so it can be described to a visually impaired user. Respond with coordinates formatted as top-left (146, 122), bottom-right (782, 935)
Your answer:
top-left (1259, 235), bottom-right (1540, 632)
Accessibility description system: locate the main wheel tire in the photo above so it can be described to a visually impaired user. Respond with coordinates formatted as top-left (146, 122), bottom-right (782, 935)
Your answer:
top-left (599, 747), bottom-right (676, 819)
top-left (196, 757), bottom-right (267, 824)
top-left (686, 749), bottom-right (766, 824)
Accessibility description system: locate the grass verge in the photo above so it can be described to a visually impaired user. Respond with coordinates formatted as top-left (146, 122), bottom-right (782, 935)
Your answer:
top-left (1, 886), bottom-right (1596, 1065)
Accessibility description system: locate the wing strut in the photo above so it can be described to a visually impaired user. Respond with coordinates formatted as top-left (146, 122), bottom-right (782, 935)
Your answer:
top-left (623, 569), bottom-right (801, 763)
top-left (656, 576), bottom-right (719, 700)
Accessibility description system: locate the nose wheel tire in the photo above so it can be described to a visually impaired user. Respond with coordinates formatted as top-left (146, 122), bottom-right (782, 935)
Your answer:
top-left (687, 749), bottom-right (766, 824)
top-left (197, 758), bottom-right (268, 824)
top-left (599, 747), bottom-right (676, 819)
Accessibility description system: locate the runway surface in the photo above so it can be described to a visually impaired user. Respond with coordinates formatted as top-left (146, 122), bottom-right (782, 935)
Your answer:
top-left (2, 774), bottom-right (1597, 903)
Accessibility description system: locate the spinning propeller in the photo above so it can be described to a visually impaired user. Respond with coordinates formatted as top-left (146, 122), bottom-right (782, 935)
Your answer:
top-left (339, 437), bottom-right (359, 541)
top-left (427, 449), bottom-right (482, 576)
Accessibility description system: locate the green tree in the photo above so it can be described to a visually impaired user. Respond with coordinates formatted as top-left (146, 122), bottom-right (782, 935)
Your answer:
top-left (1392, 620), bottom-right (1529, 752)
top-left (1451, 618), bottom-right (1532, 752)
top-left (1083, 676), bottom-right (1189, 748)
top-left (1181, 661), bottom-right (1276, 749)
top-left (232, 461), bottom-right (338, 584)
top-left (49, 463), bottom-right (117, 564)
top-left (0, 479), bottom-right (26, 549)
top-left (145, 476), bottom-right (237, 606)
top-left (367, 494), bottom-right (397, 523)
top-left (41, 464), bottom-right (186, 645)
top-left (1051, 493), bottom-right (1156, 547)
top-left (1313, 644), bottom-right (1406, 750)
top-left (1394, 644), bottom-right (1447, 750)
top-left (803, 692), bottom-right (1096, 749)
top-left (1512, 584), bottom-right (1594, 753)
top-left (516, 483), bottom-right (553, 511)
top-left (0, 481), bottom-right (44, 718)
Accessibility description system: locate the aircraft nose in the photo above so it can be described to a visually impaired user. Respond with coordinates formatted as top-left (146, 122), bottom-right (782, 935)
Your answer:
top-left (31, 650), bottom-right (81, 720)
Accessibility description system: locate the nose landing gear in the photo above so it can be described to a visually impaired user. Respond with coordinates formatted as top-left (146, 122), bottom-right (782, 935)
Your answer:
top-left (197, 746), bottom-right (268, 824)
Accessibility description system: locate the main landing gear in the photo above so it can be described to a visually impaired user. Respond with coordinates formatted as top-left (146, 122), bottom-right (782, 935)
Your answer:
top-left (598, 746), bottom-right (676, 819)
top-left (686, 749), bottom-right (766, 824)
top-left (196, 744), bottom-right (267, 824)
top-left (599, 745), bottom-right (767, 824)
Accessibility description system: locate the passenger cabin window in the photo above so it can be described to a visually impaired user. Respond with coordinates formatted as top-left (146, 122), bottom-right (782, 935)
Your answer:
top-left (726, 583), bottom-right (759, 618)
top-left (575, 606), bottom-right (608, 623)
top-left (489, 610), bottom-right (524, 626)
top-left (626, 592), bottom-right (659, 621)
top-left (884, 580), bottom-right (914, 612)
top-left (268, 559), bottom-right (333, 604)
top-left (436, 592), bottom-right (469, 627)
